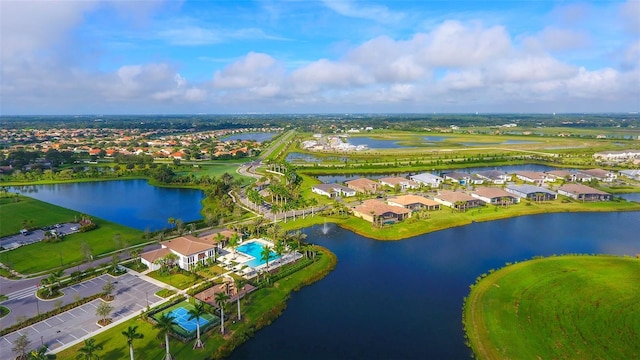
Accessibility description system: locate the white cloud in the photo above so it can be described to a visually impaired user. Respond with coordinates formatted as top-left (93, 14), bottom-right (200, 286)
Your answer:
top-left (420, 21), bottom-right (512, 68)
top-left (522, 27), bottom-right (590, 53)
top-left (321, 0), bottom-right (404, 23)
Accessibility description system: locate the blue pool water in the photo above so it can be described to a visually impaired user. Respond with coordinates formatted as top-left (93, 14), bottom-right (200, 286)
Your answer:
top-left (168, 307), bottom-right (210, 333)
top-left (237, 241), bottom-right (280, 267)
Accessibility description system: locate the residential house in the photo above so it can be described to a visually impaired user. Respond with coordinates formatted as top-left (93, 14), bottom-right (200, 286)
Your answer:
top-left (433, 190), bottom-right (481, 211)
top-left (545, 170), bottom-right (576, 182)
top-left (387, 195), bottom-right (441, 211)
top-left (312, 183), bottom-right (357, 198)
top-left (352, 199), bottom-right (411, 224)
top-left (557, 184), bottom-right (612, 201)
top-left (409, 173), bottom-right (443, 188)
top-left (577, 169), bottom-right (617, 182)
top-left (593, 150), bottom-right (640, 162)
top-left (620, 169), bottom-right (640, 181)
top-left (513, 171), bottom-right (553, 184)
top-left (505, 184), bottom-right (557, 201)
top-left (345, 177), bottom-right (380, 193)
top-left (140, 235), bottom-right (217, 271)
top-left (470, 187), bottom-right (520, 205)
top-left (442, 171), bottom-right (470, 185)
top-left (378, 177), bottom-right (419, 190)
top-left (475, 170), bottom-right (511, 184)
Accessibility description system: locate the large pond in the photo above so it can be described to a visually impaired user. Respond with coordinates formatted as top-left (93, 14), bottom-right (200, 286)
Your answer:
top-left (11, 180), bottom-right (205, 231)
top-left (316, 163), bottom-right (560, 183)
top-left (220, 132), bottom-right (277, 142)
top-left (344, 136), bottom-right (540, 149)
top-left (232, 211), bottom-right (640, 359)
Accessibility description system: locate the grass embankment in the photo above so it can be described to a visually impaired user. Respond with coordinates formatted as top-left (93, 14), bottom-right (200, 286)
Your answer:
top-left (55, 246), bottom-right (337, 360)
top-left (464, 255), bottom-right (640, 359)
top-left (0, 195), bottom-right (142, 274)
top-left (339, 198), bottom-right (640, 241)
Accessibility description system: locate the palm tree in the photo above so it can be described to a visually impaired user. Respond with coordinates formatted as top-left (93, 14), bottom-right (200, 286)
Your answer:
top-left (121, 325), bottom-right (144, 360)
top-left (76, 338), bottom-right (103, 360)
top-left (28, 346), bottom-right (48, 360)
top-left (228, 233), bottom-right (240, 259)
top-left (167, 217), bottom-right (175, 232)
top-left (188, 303), bottom-right (206, 349)
top-left (215, 292), bottom-right (231, 335)
top-left (234, 278), bottom-right (247, 320)
top-left (260, 245), bottom-right (272, 269)
top-left (153, 312), bottom-right (176, 360)
top-left (273, 240), bottom-right (285, 265)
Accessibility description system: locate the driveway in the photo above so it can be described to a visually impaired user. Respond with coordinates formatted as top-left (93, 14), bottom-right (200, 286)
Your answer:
top-left (0, 272), bottom-right (164, 358)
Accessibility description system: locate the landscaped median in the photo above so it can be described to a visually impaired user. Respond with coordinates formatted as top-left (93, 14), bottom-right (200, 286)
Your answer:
top-left (463, 255), bottom-right (640, 359)
top-left (54, 245), bottom-right (337, 360)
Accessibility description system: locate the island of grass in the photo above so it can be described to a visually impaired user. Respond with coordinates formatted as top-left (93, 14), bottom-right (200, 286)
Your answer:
top-left (463, 255), bottom-right (640, 359)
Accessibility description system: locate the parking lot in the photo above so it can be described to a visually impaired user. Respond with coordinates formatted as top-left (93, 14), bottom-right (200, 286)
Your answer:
top-left (0, 222), bottom-right (81, 250)
top-left (0, 273), bottom-right (164, 356)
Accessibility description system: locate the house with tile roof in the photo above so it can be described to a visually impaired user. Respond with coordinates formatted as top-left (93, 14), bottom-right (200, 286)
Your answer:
top-left (505, 184), bottom-right (557, 201)
top-left (409, 173), bottom-right (443, 188)
top-left (345, 177), bottom-right (380, 194)
top-left (378, 176), bottom-right (419, 190)
top-left (387, 195), bottom-right (441, 211)
top-left (140, 235), bottom-right (220, 271)
top-left (470, 187), bottom-right (520, 205)
top-left (352, 199), bottom-right (411, 224)
top-left (557, 184), bottom-right (612, 201)
top-left (434, 190), bottom-right (481, 211)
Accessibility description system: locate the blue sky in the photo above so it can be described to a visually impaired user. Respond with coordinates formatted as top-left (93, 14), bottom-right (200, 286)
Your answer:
top-left (1, 0), bottom-right (638, 115)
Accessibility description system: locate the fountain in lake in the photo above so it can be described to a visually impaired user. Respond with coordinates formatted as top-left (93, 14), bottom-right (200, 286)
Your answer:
top-left (321, 218), bottom-right (330, 235)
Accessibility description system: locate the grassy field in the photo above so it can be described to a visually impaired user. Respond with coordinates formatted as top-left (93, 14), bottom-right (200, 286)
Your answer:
top-left (0, 196), bottom-right (143, 274)
top-left (0, 194), bottom-right (81, 237)
top-left (464, 255), bottom-right (640, 359)
top-left (55, 246), bottom-right (336, 360)
top-left (147, 270), bottom-right (201, 290)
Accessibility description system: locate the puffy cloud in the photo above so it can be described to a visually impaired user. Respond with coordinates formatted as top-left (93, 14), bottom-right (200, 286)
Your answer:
top-left (522, 27), bottom-right (590, 53)
top-left (419, 21), bottom-right (512, 68)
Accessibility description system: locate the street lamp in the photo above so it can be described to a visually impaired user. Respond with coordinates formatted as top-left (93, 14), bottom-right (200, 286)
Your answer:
top-left (145, 291), bottom-right (149, 308)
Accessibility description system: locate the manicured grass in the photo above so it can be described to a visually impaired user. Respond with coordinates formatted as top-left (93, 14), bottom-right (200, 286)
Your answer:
top-left (147, 270), bottom-right (201, 290)
top-left (55, 246), bottom-right (336, 360)
top-left (155, 289), bottom-right (177, 298)
top-left (0, 194), bottom-right (80, 237)
top-left (0, 306), bottom-right (9, 318)
top-left (0, 196), bottom-right (142, 274)
top-left (464, 255), bottom-right (640, 359)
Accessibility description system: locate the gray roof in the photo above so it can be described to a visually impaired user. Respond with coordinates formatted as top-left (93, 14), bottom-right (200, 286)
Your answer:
top-left (410, 173), bottom-right (443, 182)
top-left (506, 184), bottom-right (557, 195)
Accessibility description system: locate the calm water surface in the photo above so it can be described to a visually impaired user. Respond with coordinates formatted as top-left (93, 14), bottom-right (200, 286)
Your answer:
top-left (232, 211), bottom-right (640, 359)
top-left (220, 132), bottom-right (277, 142)
top-left (11, 180), bottom-right (204, 231)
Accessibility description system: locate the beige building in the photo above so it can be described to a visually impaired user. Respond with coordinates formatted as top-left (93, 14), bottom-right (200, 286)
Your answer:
top-left (387, 195), bottom-right (441, 211)
top-left (352, 199), bottom-right (411, 224)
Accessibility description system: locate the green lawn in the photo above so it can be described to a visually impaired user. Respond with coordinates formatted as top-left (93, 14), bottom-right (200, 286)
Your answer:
top-left (0, 194), bottom-right (80, 237)
top-left (0, 196), bottom-right (143, 274)
top-left (147, 270), bottom-right (201, 290)
top-left (464, 255), bottom-right (640, 360)
top-left (56, 246), bottom-right (336, 360)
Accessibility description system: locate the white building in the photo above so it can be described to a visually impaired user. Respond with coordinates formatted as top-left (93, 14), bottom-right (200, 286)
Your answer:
top-left (410, 173), bottom-right (443, 188)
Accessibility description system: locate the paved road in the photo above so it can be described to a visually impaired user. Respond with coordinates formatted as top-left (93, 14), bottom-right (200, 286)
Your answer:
top-left (0, 272), bottom-right (164, 358)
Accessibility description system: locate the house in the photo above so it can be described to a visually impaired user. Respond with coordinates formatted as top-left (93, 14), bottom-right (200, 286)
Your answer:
top-left (557, 184), bottom-right (612, 201)
top-left (577, 169), bottom-right (617, 182)
top-left (378, 177), bottom-right (419, 190)
top-left (352, 199), bottom-right (411, 224)
top-left (433, 191), bottom-right (481, 211)
top-left (475, 170), bottom-right (511, 184)
top-left (545, 170), bottom-right (576, 182)
top-left (410, 173), bottom-right (443, 188)
top-left (387, 195), bottom-right (441, 211)
top-left (140, 235), bottom-right (217, 271)
top-left (593, 150), bottom-right (640, 162)
top-left (513, 171), bottom-right (552, 184)
top-left (470, 187), bottom-right (520, 205)
top-left (505, 184), bottom-right (557, 201)
top-left (312, 183), bottom-right (356, 198)
top-left (620, 169), bottom-right (640, 181)
top-left (345, 177), bottom-right (380, 193)
top-left (442, 171), bottom-right (470, 185)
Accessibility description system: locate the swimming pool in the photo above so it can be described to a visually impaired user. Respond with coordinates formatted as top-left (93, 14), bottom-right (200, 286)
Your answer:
top-left (236, 240), bottom-right (280, 268)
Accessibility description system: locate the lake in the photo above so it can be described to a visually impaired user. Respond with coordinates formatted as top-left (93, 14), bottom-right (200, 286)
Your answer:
top-left (220, 132), bottom-right (277, 142)
top-left (345, 136), bottom-right (540, 149)
top-left (286, 152), bottom-right (348, 163)
top-left (11, 180), bottom-right (205, 231)
top-left (231, 211), bottom-right (640, 359)
top-left (316, 163), bottom-right (560, 183)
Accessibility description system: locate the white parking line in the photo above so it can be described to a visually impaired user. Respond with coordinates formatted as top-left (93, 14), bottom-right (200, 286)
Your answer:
top-left (68, 333), bottom-right (77, 339)
top-left (44, 320), bottom-right (53, 327)
top-left (31, 326), bottom-right (40, 333)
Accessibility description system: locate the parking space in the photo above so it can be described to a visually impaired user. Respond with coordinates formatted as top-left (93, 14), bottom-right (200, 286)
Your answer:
top-left (0, 272), bottom-right (165, 355)
top-left (0, 222), bottom-right (81, 249)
